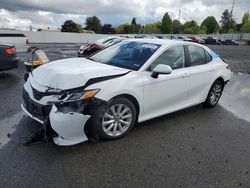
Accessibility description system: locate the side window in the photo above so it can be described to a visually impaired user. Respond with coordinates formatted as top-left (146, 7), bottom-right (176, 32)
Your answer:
top-left (205, 50), bottom-right (212, 63)
top-left (150, 45), bottom-right (185, 71)
top-left (188, 46), bottom-right (206, 66)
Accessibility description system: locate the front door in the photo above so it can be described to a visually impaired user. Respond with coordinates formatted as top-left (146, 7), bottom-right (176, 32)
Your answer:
top-left (142, 45), bottom-right (190, 121)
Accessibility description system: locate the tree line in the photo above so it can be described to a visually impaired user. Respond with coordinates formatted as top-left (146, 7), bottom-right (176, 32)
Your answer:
top-left (61, 10), bottom-right (250, 34)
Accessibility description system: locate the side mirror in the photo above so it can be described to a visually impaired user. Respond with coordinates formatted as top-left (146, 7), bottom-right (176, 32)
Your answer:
top-left (151, 64), bottom-right (172, 78)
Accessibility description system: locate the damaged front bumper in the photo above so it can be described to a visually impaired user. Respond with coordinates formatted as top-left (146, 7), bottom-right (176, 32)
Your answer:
top-left (49, 105), bottom-right (90, 146)
top-left (22, 102), bottom-right (91, 146)
top-left (22, 76), bottom-right (107, 146)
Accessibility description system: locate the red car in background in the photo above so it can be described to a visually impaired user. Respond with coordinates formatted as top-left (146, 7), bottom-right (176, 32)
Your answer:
top-left (187, 36), bottom-right (205, 44)
top-left (78, 37), bottom-right (124, 57)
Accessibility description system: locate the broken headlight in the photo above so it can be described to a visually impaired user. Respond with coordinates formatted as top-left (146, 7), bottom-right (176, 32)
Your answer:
top-left (62, 89), bottom-right (100, 103)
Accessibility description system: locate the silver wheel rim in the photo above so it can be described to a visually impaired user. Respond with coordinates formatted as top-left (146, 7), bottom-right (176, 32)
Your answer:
top-left (102, 104), bottom-right (132, 137)
top-left (210, 83), bottom-right (222, 105)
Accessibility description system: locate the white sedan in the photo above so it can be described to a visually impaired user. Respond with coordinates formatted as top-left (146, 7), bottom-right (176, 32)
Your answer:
top-left (22, 39), bottom-right (231, 146)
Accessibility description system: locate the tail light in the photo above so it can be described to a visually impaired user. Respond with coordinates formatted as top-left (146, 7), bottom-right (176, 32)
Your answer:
top-left (26, 38), bottom-right (29, 45)
top-left (5, 47), bottom-right (16, 55)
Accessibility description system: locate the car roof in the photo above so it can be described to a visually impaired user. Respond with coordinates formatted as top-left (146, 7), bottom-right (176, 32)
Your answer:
top-left (122, 38), bottom-right (191, 47)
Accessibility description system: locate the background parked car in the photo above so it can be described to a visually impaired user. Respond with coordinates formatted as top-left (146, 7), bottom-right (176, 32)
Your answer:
top-left (0, 44), bottom-right (19, 71)
top-left (78, 36), bottom-right (124, 57)
top-left (222, 39), bottom-right (239, 45)
top-left (0, 33), bottom-right (29, 52)
top-left (204, 36), bottom-right (222, 45)
top-left (187, 36), bottom-right (205, 44)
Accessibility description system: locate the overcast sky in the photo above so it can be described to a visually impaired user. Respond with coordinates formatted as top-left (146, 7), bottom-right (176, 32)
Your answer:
top-left (0, 0), bottom-right (249, 30)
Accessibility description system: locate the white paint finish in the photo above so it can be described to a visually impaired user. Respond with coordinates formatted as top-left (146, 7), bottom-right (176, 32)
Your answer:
top-left (86, 71), bottom-right (144, 120)
top-left (142, 69), bottom-right (189, 122)
top-left (49, 105), bottom-right (90, 146)
top-left (185, 63), bottom-right (215, 104)
top-left (32, 58), bottom-right (129, 90)
top-left (22, 39), bottom-right (232, 146)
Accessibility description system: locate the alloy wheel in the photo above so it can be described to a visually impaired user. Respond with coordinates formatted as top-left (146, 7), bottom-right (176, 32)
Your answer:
top-left (210, 83), bottom-right (222, 105)
top-left (102, 104), bottom-right (132, 137)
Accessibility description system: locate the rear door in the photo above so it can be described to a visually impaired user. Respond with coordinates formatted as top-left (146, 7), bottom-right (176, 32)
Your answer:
top-left (185, 45), bottom-right (215, 104)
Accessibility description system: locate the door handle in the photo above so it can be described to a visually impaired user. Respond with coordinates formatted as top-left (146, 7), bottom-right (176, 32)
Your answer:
top-left (182, 73), bottom-right (189, 78)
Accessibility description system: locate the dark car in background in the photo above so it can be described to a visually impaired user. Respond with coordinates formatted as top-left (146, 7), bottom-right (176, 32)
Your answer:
top-left (0, 44), bottom-right (19, 71)
top-left (204, 37), bottom-right (222, 45)
top-left (222, 39), bottom-right (239, 45)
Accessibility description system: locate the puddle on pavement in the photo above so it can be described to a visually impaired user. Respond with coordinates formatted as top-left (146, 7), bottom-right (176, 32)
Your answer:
top-left (0, 111), bottom-right (25, 149)
top-left (220, 72), bottom-right (250, 122)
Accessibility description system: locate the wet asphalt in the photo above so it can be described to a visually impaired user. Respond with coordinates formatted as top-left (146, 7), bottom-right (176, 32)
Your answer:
top-left (0, 44), bottom-right (250, 188)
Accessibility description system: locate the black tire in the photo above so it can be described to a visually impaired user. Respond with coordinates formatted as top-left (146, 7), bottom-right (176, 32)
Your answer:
top-left (204, 80), bottom-right (224, 107)
top-left (99, 97), bottom-right (137, 140)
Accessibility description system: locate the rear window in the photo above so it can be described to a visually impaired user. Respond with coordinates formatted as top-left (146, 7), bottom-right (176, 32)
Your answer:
top-left (205, 51), bottom-right (212, 63)
top-left (0, 33), bottom-right (26, 37)
top-left (188, 45), bottom-right (206, 66)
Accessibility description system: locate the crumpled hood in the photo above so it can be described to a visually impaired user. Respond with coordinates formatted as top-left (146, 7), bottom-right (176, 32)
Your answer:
top-left (31, 58), bottom-right (129, 90)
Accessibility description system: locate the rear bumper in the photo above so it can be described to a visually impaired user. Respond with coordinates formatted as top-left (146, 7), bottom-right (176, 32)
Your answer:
top-left (0, 57), bottom-right (19, 71)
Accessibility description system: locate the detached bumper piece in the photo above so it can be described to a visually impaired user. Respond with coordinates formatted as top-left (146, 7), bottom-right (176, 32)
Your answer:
top-left (22, 89), bottom-right (92, 146)
top-left (49, 105), bottom-right (90, 146)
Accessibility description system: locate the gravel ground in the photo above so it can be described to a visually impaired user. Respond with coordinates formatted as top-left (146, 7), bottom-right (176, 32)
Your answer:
top-left (0, 43), bottom-right (250, 188)
top-left (208, 45), bottom-right (250, 74)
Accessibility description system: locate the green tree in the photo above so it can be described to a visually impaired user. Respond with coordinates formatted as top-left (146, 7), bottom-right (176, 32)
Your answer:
top-left (183, 20), bottom-right (199, 34)
top-left (61, 20), bottom-right (80, 33)
top-left (85, 16), bottom-right (102, 33)
top-left (172, 19), bottom-right (182, 34)
top-left (116, 24), bottom-right (132, 34)
top-left (242, 12), bottom-right (250, 25)
top-left (201, 16), bottom-right (219, 34)
top-left (131, 18), bottom-right (137, 25)
top-left (76, 24), bottom-right (84, 33)
top-left (161, 12), bottom-right (173, 34)
top-left (241, 20), bottom-right (250, 33)
top-left (130, 18), bottom-right (141, 34)
top-left (241, 12), bottom-right (250, 33)
top-left (199, 25), bottom-right (207, 34)
top-left (101, 24), bottom-right (116, 34)
top-left (142, 22), bottom-right (161, 34)
top-left (220, 9), bottom-right (236, 33)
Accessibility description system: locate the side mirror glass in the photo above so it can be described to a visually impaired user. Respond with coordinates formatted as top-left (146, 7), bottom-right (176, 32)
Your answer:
top-left (151, 64), bottom-right (172, 78)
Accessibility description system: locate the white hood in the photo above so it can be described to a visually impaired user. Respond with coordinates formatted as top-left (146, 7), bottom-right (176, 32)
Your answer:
top-left (31, 58), bottom-right (129, 90)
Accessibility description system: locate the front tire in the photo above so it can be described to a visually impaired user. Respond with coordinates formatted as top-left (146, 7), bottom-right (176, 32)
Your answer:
top-left (205, 80), bottom-right (223, 107)
top-left (99, 97), bottom-right (137, 140)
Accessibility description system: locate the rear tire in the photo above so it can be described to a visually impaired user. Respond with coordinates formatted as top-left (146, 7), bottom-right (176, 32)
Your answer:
top-left (204, 80), bottom-right (223, 107)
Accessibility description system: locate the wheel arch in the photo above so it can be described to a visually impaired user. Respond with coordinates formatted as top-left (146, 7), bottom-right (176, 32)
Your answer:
top-left (214, 77), bottom-right (225, 89)
top-left (112, 94), bottom-right (140, 120)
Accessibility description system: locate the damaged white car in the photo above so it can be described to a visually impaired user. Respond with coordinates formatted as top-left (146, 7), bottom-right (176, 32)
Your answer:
top-left (22, 39), bottom-right (231, 146)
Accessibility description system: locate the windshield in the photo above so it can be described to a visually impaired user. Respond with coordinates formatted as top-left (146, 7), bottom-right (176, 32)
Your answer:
top-left (89, 41), bottom-right (161, 70)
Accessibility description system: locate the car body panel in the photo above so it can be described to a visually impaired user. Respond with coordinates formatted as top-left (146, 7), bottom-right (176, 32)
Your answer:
top-left (50, 105), bottom-right (90, 146)
top-left (22, 39), bottom-right (231, 145)
top-left (32, 58), bottom-right (129, 90)
top-left (142, 69), bottom-right (189, 122)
